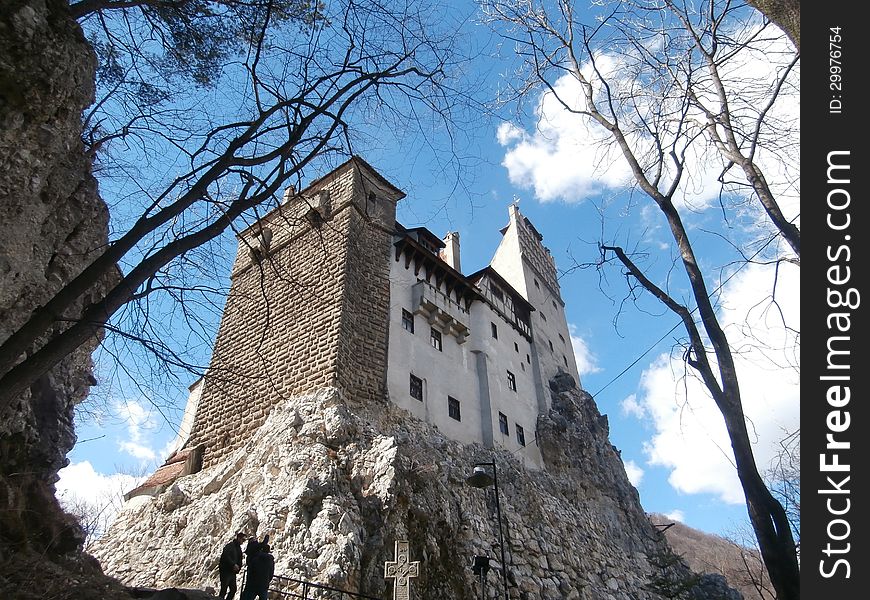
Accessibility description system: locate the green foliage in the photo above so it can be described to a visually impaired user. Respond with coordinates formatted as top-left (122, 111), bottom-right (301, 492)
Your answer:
top-left (645, 546), bottom-right (702, 599)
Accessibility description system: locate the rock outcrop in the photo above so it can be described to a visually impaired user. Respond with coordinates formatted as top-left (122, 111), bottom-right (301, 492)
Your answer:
top-left (92, 382), bottom-right (720, 599)
top-left (0, 1), bottom-right (123, 597)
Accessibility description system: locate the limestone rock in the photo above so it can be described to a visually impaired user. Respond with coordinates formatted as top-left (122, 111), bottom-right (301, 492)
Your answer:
top-left (0, 1), bottom-right (121, 596)
top-left (92, 386), bottom-right (725, 599)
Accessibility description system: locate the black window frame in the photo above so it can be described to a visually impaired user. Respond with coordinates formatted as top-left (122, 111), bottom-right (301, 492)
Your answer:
top-left (448, 396), bottom-right (461, 421)
top-left (498, 412), bottom-right (509, 435)
top-left (516, 424), bottom-right (526, 446)
top-left (507, 370), bottom-right (517, 391)
top-left (430, 327), bottom-right (443, 351)
top-left (410, 374), bottom-right (423, 401)
top-left (491, 322), bottom-right (498, 339)
top-left (402, 309), bottom-right (415, 333)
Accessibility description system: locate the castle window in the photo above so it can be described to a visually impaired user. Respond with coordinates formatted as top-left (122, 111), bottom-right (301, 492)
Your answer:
top-left (548, 340), bottom-right (554, 352)
top-left (526, 354), bottom-right (531, 364)
top-left (520, 362), bottom-right (525, 372)
top-left (559, 333), bottom-right (565, 344)
top-left (491, 285), bottom-right (504, 302)
top-left (410, 374), bottom-right (423, 401)
top-left (448, 396), bottom-right (461, 421)
top-left (402, 309), bottom-right (415, 333)
top-left (534, 279), bottom-right (540, 290)
top-left (498, 412), bottom-right (509, 435)
top-left (507, 370), bottom-right (516, 391)
top-left (491, 322), bottom-right (498, 339)
top-left (552, 300), bottom-right (558, 310)
top-left (516, 424), bottom-right (526, 446)
top-left (563, 355), bottom-right (569, 367)
top-left (514, 342), bottom-right (519, 353)
top-left (430, 327), bottom-right (442, 351)
top-left (541, 312), bottom-right (547, 322)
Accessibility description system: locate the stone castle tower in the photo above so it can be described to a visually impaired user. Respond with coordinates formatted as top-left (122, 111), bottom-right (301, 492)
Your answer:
top-left (94, 158), bottom-right (721, 600)
top-left (140, 156), bottom-right (583, 480)
top-left (182, 157), bottom-right (403, 469)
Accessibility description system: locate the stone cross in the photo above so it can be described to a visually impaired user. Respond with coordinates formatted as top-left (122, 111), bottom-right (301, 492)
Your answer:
top-left (384, 540), bottom-right (420, 600)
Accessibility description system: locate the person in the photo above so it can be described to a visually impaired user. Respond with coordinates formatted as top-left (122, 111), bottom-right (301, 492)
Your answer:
top-left (241, 542), bottom-right (275, 600)
top-left (245, 533), bottom-right (267, 559)
top-left (218, 531), bottom-right (247, 600)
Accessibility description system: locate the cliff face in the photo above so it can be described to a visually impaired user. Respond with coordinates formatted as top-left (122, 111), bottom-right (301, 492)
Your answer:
top-left (0, 1), bottom-right (124, 597)
top-left (92, 381), bottom-right (708, 599)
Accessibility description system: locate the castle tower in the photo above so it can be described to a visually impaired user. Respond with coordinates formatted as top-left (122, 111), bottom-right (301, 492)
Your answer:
top-left (184, 157), bottom-right (404, 468)
top-left (489, 203), bottom-right (581, 414)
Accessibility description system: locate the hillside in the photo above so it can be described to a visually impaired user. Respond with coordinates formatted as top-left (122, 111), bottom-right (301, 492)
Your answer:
top-left (649, 513), bottom-right (773, 600)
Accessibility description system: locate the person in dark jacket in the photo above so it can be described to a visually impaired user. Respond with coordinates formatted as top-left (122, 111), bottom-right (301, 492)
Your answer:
top-left (241, 542), bottom-right (275, 600)
top-left (218, 532), bottom-right (247, 600)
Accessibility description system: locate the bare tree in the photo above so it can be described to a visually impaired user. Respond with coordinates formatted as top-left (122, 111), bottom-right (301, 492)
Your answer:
top-left (0, 0), bottom-right (462, 414)
top-left (482, 0), bottom-right (799, 597)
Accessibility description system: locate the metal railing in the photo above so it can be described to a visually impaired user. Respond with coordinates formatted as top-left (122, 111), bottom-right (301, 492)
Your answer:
top-left (241, 571), bottom-right (382, 600)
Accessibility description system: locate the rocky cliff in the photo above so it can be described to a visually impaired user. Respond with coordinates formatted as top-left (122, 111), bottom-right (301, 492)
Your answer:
top-left (0, 1), bottom-right (126, 597)
top-left (92, 379), bottom-right (718, 599)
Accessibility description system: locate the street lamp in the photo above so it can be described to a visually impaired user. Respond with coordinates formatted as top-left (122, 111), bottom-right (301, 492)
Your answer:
top-left (466, 461), bottom-right (509, 600)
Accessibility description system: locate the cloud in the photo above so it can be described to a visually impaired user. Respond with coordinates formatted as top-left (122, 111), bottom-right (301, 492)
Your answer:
top-left (633, 261), bottom-right (800, 504)
top-left (119, 441), bottom-right (157, 461)
top-left (623, 460), bottom-right (644, 487)
top-left (665, 509), bottom-right (686, 523)
top-left (620, 394), bottom-right (646, 419)
top-left (497, 27), bottom-right (799, 220)
top-left (56, 461), bottom-right (144, 541)
top-left (113, 399), bottom-right (159, 460)
top-left (497, 72), bottom-right (634, 203)
top-left (569, 323), bottom-right (601, 377)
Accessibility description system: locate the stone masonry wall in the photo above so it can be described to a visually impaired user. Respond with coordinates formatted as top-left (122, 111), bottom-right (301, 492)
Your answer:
top-left (186, 160), bottom-right (399, 468)
top-left (334, 169), bottom-right (396, 408)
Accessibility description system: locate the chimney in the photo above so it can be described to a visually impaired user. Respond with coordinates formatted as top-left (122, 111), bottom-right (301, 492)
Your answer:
top-left (441, 231), bottom-right (461, 272)
top-left (281, 185), bottom-right (296, 204)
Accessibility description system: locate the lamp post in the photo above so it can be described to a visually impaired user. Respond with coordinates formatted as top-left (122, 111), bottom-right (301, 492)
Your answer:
top-left (466, 461), bottom-right (509, 600)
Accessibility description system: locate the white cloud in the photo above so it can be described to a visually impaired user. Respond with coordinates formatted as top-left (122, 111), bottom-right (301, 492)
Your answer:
top-left (498, 71), bottom-right (634, 203)
top-left (119, 441), bottom-right (157, 461)
top-left (665, 509), bottom-right (685, 523)
top-left (620, 394), bottom-right (646, 419)
top-left (497, 26), bottom-right (799, 221)
top-left (634, 261), bottom-right (800, 504)
top-left (569, 324), bottom-right (601, 377)
top-left (56, 461), bottom-right (144, 542)
top-left (623, 460), bottom-right (644, 487)
top-left (113, 399), bottom-right (159, 460)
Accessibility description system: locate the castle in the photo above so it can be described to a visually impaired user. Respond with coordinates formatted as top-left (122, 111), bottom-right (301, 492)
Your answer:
top-left (127, 156), bottom-right (580, 499)
top-left (99, 157), bottom-right (721, 600)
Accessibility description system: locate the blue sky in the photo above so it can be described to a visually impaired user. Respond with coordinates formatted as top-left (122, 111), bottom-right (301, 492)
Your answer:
top-left (56, 0), bottom-right (799, 546)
